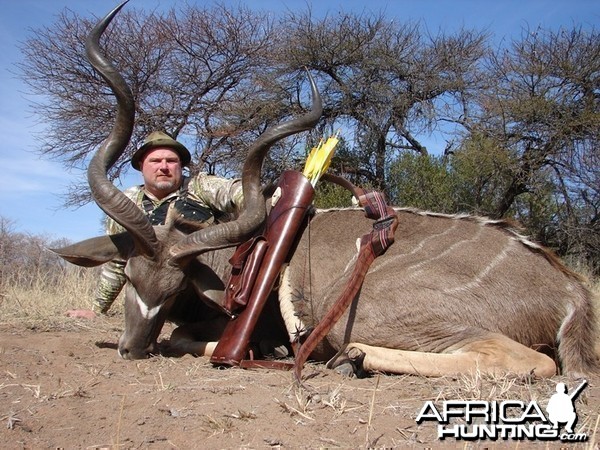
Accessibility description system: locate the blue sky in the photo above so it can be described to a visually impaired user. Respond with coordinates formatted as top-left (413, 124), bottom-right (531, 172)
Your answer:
top-left (0, 0), bottom-right (598, 243)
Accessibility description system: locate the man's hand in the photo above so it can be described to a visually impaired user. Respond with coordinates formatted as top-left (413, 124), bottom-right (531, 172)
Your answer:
top-left (66, 309), bottom-right (98, 319)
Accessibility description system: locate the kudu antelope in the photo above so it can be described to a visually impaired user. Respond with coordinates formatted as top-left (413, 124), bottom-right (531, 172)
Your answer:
top-left (54, 3), bottom-right (599, 379)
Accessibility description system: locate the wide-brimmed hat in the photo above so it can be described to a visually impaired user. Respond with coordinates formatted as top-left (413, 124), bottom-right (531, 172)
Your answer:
top-left (131, 131), bottom-right (191, 170)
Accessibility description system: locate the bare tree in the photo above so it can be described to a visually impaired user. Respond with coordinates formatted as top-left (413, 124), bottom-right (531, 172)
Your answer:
top-left (463, 26), bottom-right (600, 270)
top-left (19, 3), bottom-right (281, 206)
top-left (19, 5), bottom-right (488, 194)
top-left (270, 9), bottom-right (488, 189)
top-left (0, 216), bottom-right (71, 288)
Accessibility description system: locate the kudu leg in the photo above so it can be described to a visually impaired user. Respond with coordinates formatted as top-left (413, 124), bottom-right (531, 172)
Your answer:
top-left (166, 314), bottom-right (290, 359)
top-left (345, 333), bottom-right (557, 377)
top-left (169, 339), bottom-right (218, 357)
top-left (164, 326), bottom-right (218, 357)
top-left (164, 320), bottom-right (227, 357)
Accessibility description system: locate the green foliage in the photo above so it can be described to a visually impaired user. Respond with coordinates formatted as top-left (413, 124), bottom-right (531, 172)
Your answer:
top-left (511, 186), bottom-right (559, 243)
top-left (313, 182), bottom-right (354, 209)
top-left (450, 133), bottom-right (519, 216)
top-left (387, 152), bottom-right (457, 212)
top-left (389, 135), bottom-right (523, 217)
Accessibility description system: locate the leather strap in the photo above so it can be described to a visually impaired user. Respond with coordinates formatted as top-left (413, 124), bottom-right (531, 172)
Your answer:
top-left (292, 182), bottom-right (398, 385)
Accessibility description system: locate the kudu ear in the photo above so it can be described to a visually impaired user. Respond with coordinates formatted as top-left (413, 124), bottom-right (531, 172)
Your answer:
top-left (50, 232), bottom-right (135, 267)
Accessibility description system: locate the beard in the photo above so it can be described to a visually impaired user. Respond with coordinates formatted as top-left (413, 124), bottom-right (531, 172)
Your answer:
top-left (154, 179), bottom-right (178, 191)
top-left (147, 177), bottom-right (181, 197)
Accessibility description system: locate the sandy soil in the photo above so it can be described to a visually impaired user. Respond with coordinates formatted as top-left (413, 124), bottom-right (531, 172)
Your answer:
top-left (0, 318), bottom-right (598, 449)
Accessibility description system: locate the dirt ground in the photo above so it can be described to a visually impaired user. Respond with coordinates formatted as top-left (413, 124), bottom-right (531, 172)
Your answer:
top-left (0, 318), bottom-right (598, 449)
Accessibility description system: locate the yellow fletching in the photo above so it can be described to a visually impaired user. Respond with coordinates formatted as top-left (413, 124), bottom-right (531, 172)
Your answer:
top-left (303, 132), bottom-right (339, 186)
top-left (303, 138), bottom-right (323, 178)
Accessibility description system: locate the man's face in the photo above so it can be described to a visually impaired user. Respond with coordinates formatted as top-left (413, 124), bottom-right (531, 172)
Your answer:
top-left (140, 148), bottom-right (183, 199)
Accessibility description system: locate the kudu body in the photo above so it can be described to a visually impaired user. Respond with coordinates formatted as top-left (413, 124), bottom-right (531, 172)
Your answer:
top-left (55, 4), bottom-right (599, 378)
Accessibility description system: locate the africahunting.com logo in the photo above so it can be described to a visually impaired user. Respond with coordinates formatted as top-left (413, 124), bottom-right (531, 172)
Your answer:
top-left (415, 380), bottom-right (588, 442)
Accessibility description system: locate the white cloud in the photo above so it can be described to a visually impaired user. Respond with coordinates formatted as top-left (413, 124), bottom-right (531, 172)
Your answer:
top-left (0, 153), bottom-right (80, 195)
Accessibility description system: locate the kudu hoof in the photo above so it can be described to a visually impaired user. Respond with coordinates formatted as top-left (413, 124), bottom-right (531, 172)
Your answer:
top-left (329, 346), bottom-right (368, 378)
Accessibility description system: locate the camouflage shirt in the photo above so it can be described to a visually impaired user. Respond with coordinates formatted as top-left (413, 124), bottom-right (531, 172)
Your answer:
top-left (105, 172), bottom-right (243, 233)
top-left (93, 173), bottom-right (243, 314)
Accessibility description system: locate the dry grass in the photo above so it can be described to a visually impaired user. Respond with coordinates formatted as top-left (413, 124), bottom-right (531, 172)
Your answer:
top-left (0, 264), bottom-right (124, 329)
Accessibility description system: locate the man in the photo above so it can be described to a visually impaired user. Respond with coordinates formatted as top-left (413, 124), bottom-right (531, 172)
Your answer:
top-left (67, 131), bottom-right (243, 319)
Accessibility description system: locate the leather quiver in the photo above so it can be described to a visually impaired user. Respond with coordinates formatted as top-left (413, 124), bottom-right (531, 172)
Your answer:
top-left (210, 171), bottom-right (315, 366)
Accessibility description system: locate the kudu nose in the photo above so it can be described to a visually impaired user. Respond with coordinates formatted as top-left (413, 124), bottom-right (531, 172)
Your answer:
top-left (118, 345), bottom-right (154, 360)
top-left (118, 346), bottom-right (133, 360)
top-left (118, 339), bottom-right (157, 360)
